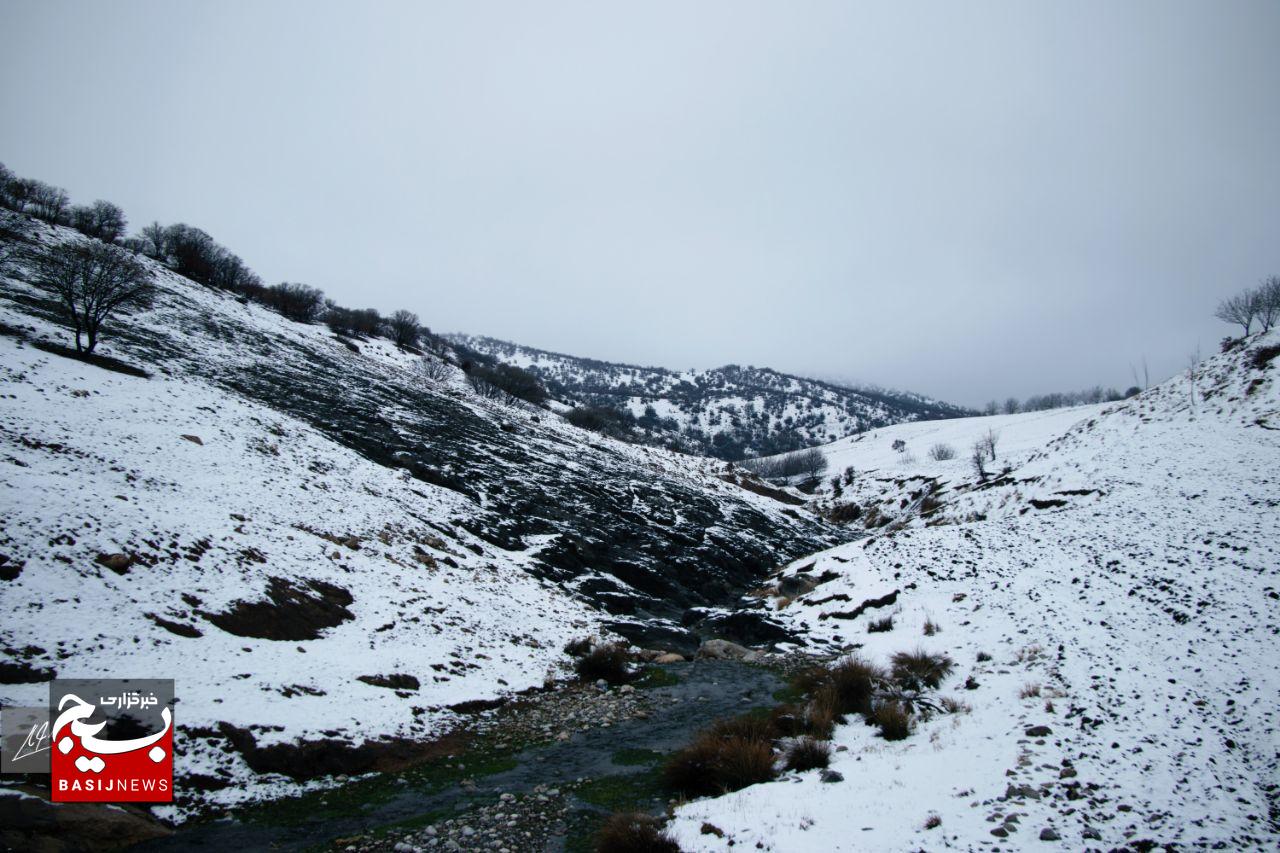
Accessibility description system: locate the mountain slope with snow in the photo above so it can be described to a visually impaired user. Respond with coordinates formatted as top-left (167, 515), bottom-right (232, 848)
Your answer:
top-left (670, 332), bottom-right (1280, 850)
top-left (448, 333), bottom-right (970, 460)
top-left (0, 214), bottom-right (845, 817)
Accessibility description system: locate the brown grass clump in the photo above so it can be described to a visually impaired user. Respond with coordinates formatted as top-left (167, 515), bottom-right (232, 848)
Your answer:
top-left (890, 649), bottom-right (955, 690)
top-left (872, 701), bottom-right (913, 740)
top-left (575, 643), bottom-right (632, 685)
top-left (922, 617), bottom-right (941, 636)
top-left (663, 723), bottom-right (779, 798)
top-left (783, 737), bottom-right (831, 772)
top-left (868, 615), bottom-right (894, 633)
top-left (594, 811), bottom-right (681, 853)
top-left (1019, 682), bottom-right (1042, 699)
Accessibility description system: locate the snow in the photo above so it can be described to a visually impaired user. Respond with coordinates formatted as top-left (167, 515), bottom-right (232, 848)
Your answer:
top-left (671, 333), bottom-right (1280, 850)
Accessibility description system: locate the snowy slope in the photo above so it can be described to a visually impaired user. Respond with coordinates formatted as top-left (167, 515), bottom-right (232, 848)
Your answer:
top-left (448, 333), bottom-right (970, 460)
top-left (670, 333), bottom-right (1280, 850)
top-left (0, 215), bottom-right (843, 819)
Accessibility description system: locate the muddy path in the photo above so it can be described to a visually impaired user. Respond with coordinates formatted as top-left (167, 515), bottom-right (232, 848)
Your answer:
top-left (133, 660), bottom-right (787, 852)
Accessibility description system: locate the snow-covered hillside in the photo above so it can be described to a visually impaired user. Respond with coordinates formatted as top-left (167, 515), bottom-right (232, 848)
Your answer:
top-left (448, 334), bottom-right (970, 460)
top-left (0, 215), bottom-right (844, 819)
top-left (670, 332), bottom-right (1280, 850)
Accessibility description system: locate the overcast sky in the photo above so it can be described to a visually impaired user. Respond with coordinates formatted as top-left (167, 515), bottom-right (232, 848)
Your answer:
top-left (3, 1), bottom-right (1277, 406)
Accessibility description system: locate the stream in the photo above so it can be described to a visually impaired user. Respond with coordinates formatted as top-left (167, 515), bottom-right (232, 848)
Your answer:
top-left (133, 660), bottom-right (786, 852)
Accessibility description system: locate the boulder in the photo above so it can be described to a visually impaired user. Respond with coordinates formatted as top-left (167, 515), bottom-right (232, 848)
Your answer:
top-left (654, 652), bottom-right (686, 664)
top-left (696, 639), bottom-right (762, 662)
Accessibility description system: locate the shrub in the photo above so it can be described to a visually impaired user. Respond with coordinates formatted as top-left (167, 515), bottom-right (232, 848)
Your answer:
top-left (564, 637), bottom-right (593, 657)
top-left (714, 736), bottom-right (777, 791)
top-left (783, 736), bottom-right (831, 772)
top-left (976, 651), bottom-right (992, 662)
top-left (939, 696), bottom-right (971, 715)
top-left (928, 443), bottom-right (956, 461)
top-left (594, 812), bottom-right (680, 853)
top-left (867, 615), bottom-right (894, 633)
top-left (824, 502), bottom-right (863, 525)
top-left (574, 644), bottom-right (632, 685)
top-left (803, 687), bottom-right (839, 739)
top-left (872, 701), bottom-right (913, 740)
top-left (1019, 682), bottom-right (1041, 699)
top-left (827, 657), bottom-right (883, 717)
top-left (889, 649), bottom-right (955, 691)
top-left (708, 712), bottom-right (777, 744)
top-left (923, 617), bottom-right (941, 636)
top-left (566, 404), bottom-right (636, 438)
top-left (924, 814), bottom-right (942, 830)
top-left (264, 281), bottom-right (325, 323)
top-left (664, 729), bottom-right (778, 797)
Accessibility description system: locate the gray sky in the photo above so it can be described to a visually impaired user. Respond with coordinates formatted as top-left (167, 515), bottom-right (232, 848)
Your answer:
top-left (3, 1), bottom-right (1278, 406)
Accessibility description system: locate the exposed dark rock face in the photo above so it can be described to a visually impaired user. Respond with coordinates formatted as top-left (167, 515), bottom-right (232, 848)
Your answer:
top-left (1, 238), bottom-right (848, 641)
top-left (202, 577), bottom-right (354, 641)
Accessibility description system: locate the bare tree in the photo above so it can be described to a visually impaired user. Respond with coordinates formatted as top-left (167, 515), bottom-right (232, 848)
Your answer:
top-left (1002, 397), bottom-right (1019, 414)
top-left (69, 200), bottom-right (128, 243)
top-left (265, 281), bottom-right (325, 323)
top-left (389, 309), bottom-right (420, 348)
top-left (928, 443), bottom-right (956, 461)
top-left (802, 447), bottom-right (829, 481)
top-left (1257, 276), bottom-right (1280, 333)
top-left (983, 400), bottom-right (998, 415)
top-left (971, 440), bottom-right (988, 481)
top-left (139, 221), bottom-right (168, 259)
top-left (1214, 292), bottom-right (1257, 335)
top-left (30, 241), bottom-right (155, 353)
top-left (1186, 345), bottom-right (1201, 413)
top-left (0, 162), bottom-right (14, 209)
top-left (21, 180), bottom-right (70, 223)
top-left (419, 356), bottom-right (453, 382)
top-left (977, 428), bottom-right (998, 461)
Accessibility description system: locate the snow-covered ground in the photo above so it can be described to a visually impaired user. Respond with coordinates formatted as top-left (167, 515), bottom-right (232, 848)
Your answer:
top-left (0, 217), bottom-right (839, 821)
top-left (671, 333), bottom-right (1280, 850)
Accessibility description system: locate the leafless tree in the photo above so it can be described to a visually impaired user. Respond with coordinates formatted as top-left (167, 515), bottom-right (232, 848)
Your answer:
top-left (928, 443), bottom-right (956, 461)
top-left (977, 428), bottom-right (998, 461)
top-left (21, 180), bottom-right (70, 223)
top-left (29, 241), bottom-right (155, 353)
top-left (1257, 276), bottom-right (1280, 332)
top-left (419, 356), bottom-right (453, 382)
top-left (265, 281), bottom-right (325, 323)
top-left (971, 441), bottom-right (988, 481)
top-left (1186, 345), bottom-right (1201, 413)
top-left (139, 221), bottom-right (168, 259)
top-left (1002, 397), bottom-right (1019, 414)
top-left (983, 400), bottom-right (998, 415)
top-left (0, 162), bottom-right (14, 209)
top-left (69, 200), bottom-right (128, 243)
top-left (388, 309), bottom-right (420, 348)
top-left (1214, 291), bottom-right (1257, 335)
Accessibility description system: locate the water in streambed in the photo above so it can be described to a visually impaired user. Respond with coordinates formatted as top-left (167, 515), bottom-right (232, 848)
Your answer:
top-left (132, 660), bottom-right (786, 851)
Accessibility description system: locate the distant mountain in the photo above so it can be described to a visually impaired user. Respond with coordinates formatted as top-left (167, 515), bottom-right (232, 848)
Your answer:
top-left (446, 334), bottom-right (971, 460)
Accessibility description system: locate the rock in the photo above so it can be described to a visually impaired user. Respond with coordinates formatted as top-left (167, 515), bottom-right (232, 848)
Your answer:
top-left (1039, 828), bottom-right (1061, 841)
top-left (595, 678), bottom-right (609, 691)
top-left (618, 685), bottom-right (634, 694)
top-left (701, 822), bottom-right (726, 837)
top-left (180, 434), bottom-right (204, 445)
top-left (1082, 827), bottom-right (1101, 840)
top-left (654, 652), bottom-right (686, 664)
top-left (94, 552), bottom-right (133, 575)
top-left (696, 639), bottom-right (761, 662)
top-left (1024, 725), bottom-right (1053, 737)
top-left (991, 826), bottom-right (1009, 838)
top-left (819, 769), bottom-right (844, 783)
top-left (0, 786), bottom-right (172, 851)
